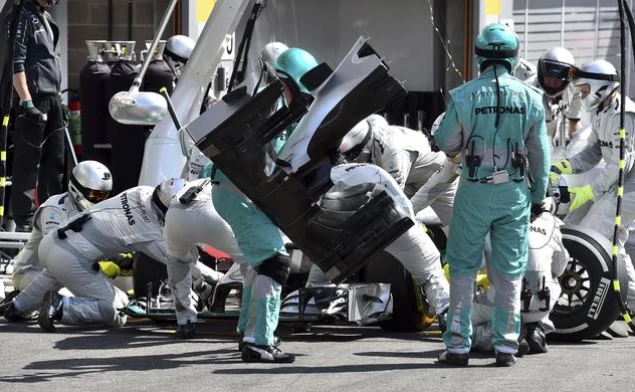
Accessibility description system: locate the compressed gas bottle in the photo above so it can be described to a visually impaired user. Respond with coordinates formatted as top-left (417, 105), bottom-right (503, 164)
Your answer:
top-left (107, 41), bottom-right (145, 194)
top-left (79, 40), bottom-right (111, 166)
top-left (142, 40), bottom-right (175, 95)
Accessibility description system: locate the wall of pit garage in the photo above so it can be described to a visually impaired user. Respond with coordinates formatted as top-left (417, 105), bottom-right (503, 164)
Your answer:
top-left (237, 0), bottom-right (472, 132)
top-left (66, 0), bottom-right (173, 91)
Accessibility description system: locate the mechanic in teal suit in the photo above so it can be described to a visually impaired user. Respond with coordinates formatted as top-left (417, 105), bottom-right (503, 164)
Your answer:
top-left (210, 48), bottom-right (318, 364)
top-left (434, 23), bottom-right (550, 367)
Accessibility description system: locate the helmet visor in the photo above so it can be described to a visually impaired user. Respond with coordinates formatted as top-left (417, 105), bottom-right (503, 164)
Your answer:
top-left (85, 189), bottom-right (110, 204)
top-left (538, 59), bottom-right (573, 80)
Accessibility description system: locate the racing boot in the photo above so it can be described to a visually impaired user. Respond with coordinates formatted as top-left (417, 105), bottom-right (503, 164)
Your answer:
top-left (176, 320), bottom-right (196, 339)
top-left (0, 290), bottom-right (20, 315)
top-left (627, 310), bottom-right (635, 336)
top-left (525, 322), bottom-right (548, 354)
top-left (241, 343), bottom-right (295, 363)
top-left (517, 322), bottom-right (529, 357)
top-left (15, 224), bottom-right (33, 233)
top-left (437, 311), bottom-right (447, 333)
top-left (38, 291), bottom-right (64, 332)
top-left (194, 281), bottom-right (215, 311)
top-left (437, 351), bottom-right (469, 366)
top-left (3, 303), bottom-right (25, 323)
top-left (495, 351), bottom-right (517, 367)
top-left (237, 333), bottom-right (282, 352)
top-left (517, 338), bottom-right (530, 357)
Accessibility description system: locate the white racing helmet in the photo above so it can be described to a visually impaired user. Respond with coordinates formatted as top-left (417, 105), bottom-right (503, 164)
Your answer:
top-left (255, 42), bottom-right (289, 90)
top-left (164, 35), bottom-right (195, 77)
top-left (537, 47), bottom-right (575, 98)
top-left (542, 197), bottom-right (557, 215)
top-left (339, 118), bottom-right (372, 162)
top-left (365, 113), bottom-right (388, 129)
top-left (260, 42), bottom-right (289, 72)
top-left (68, 160), bottom-right (113, 211)
top-left (573, 59), bottom-right (620, 111)
top-left (152, 178), bottom-right (188, 221)
top-left (547, 173), bottom-right (571, 216)
top-left (339, 114), bottom-right (389, 162)
top-left (430, 112), bottom-right (446, 136)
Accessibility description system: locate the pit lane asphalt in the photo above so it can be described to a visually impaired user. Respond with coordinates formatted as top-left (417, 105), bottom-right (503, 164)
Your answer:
top-left (0, 318), bottom-right (633, 392)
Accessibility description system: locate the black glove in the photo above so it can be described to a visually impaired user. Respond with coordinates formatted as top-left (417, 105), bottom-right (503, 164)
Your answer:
top-left (531, 203), bottom-right (545, 215)
top-left (20, 100), bottom-right (44, 123)
top-left (113, 252), bottom-right (134, 271)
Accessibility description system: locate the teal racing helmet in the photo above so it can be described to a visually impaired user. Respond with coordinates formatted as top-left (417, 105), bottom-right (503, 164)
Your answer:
top-left (273, 48), bottom-right (319, 93)
top-left (475, 23), bottom-right (520, 73)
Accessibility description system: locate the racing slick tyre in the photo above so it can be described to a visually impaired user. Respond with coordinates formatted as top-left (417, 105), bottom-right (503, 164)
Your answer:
top-left (549, 226), bottom-right (627, 341)
top-left (132, 252), bottom-right (168, 298)
top-left (361, 251), bottom-right (433, 332)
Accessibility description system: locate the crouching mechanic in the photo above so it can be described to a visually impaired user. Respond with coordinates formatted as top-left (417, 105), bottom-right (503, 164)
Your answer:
top-left (551, 59), bottom-right (635, 319)
top-left (339, 117), bottom-right (453, 322)
top-left (3, 179), bottom-right (189, 332)
top-left (471, 200), bottom-right (569, 355)
top-left (340, 115), bottom-right (457, 224)
top-left (330, 163), bottom-right (451, 323)
top-left (11, 161), bottom-right (112, 292)
top-left (163, 177), bottom-right (246, 338)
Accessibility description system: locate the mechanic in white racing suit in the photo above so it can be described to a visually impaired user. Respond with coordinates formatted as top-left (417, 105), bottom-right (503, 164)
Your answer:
top-left (471, 199), bottom-right (569, 355)
top-left (163, 178), bottom-right (246, 336)
top-left (516, 48), bottom-right (583, 145)
top-left (11, 161), bottom-right (112, 292)
top-left (3, 179), bottom-right (191, 332)
top-left (330, 163), bottom-right (451, 319)
top-left (551, 59), bottom-right (635, 317)
top-left (339, 115), bottom-right (457, 225)
top-left (339, 117), bottom-right (451, 319)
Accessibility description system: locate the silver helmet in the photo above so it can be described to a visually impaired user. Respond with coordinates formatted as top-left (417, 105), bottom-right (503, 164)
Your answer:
top-left (260, 42), bottom-right (289, 71)
top-left (68, 161), bottom-right (113, 211)
top-left (430, 112), bottom-right (446, 136)
top-left (573, 59), bottom-right (620, 111)
top-left (537, 47), bottom-right (575, 98)
top-left (339, 117), bottom-right (373, 163)
top-left (164, 35), bottom-right (195, 77)
top-left (151, 178), bottom-right (187, 221)
top-left (256, 42), bottom-right (289, 89)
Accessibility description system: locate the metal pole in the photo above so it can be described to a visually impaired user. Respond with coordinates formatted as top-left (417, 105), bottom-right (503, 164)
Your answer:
top-left (64, 127), bottom-right (78, 167)
top-left (628, 0), bottom-right (633, 96)
top-left (131, 0), bottom-right (179, 89)
top-left (594, 0), bottom-right (601, 57)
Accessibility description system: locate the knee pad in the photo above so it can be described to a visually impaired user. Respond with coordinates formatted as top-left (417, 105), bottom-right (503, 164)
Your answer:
top-left (257, 254), bottom-right (291, 285)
